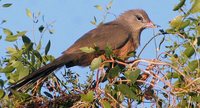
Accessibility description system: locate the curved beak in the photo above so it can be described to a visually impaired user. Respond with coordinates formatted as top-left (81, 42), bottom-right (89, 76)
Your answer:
top-left (145, 21), bottom-right (157, 28)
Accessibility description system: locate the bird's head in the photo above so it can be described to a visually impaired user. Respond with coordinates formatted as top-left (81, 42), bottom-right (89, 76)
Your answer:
top-left (117, 9), bottom-right (156, 31)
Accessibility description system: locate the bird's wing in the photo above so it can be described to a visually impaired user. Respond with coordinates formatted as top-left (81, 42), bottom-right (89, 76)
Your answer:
top-left (64, 21), bottom-right (132, 54)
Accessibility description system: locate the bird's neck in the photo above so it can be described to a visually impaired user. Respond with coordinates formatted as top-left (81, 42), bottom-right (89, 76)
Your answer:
top-left (114, 20), bottom-right (142, 48)
top-left (132, 29), bottom-right (142, 48)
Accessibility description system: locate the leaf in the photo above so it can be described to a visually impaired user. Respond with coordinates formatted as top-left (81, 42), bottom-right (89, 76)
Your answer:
top-left (0, 35), bottom-right (2, 40)
top-left (170, 16), bottom-right (190, 30)
top-left (45, 40), bottom-right (51, 55)
top-left (44, 91), bottom-right (53, 98)
top-left (2, 3), bottom-right (12, 8)
top-left (1, 20), bottom-right (6, 24)
top-left (26, 8), bottom-right (32, 18)
top-left (184, 60), bottom-right (199, 72)
top-left (80, 91), bottom-right (94, 102)
top-left (11, 90), bottom-right (30, 101)
top-left (33, 50), bottom-right (43, 62)
top-left (37, 40), bottom-right (42, 51)
top-left (94, 5), bottom-right (103, 11)
top-left (24, 43), bottom-right (33, 53)
top-left (189, 0), bottom-right (200, 14)
top-left (118, 84), bottom-right (136, 99)
top-left (106, 0), bottom-right (113, 9)
top-left (49, 29), bottom-right (54, 34)
top-left (39, 25), bottom-right (45, 33)
top-left (173, 0), bottom-right (186, 11)
top-left (3, 28), bottom-right (12, 35)
top-left (192, 96), bottom-right (200, 102)
top-left (18, 67), bottom-right (29, 80)
top-left (90, 16), bottom-right (97, 25)
top-left (5, 35), bottom-right (18, 42)
top-left (80, 47), bottom-right (95, 53)
top-left (107, 65), bottom-right (121, 79)
top-left (0, 89), bottom-right (5, 99)
top-left (0, 66), bottom-right (14, 73)
top-left (182, 46), bottom-right (195, 58)
top-left (6, 47), bottom-right (17, 54)
top-left (102, 100), bottom-right (111, 108)
top-left (125, 69), bottom-right (141, 84)
top-left (90, 57), bottom-right (102, 71)
top-left (16, 31), bottom-right (27, 36)
top-left (105, 46), bottom-right (113, 58)
top-left (166, 72), bottom-right (179, 79)
top-left (22, 36), bottom-right (31, 45)
top-left (0, 79), bottom-right (4, 88)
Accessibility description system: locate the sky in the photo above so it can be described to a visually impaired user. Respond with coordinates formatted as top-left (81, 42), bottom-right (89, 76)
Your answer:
top-left (0, 0), bottom-right (181, 107)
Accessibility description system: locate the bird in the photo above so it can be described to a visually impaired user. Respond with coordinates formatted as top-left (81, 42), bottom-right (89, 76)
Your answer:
top-left (9, 9), bottom-right (156, 90)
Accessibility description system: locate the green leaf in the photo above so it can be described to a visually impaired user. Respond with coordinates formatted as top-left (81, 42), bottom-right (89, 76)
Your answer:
top-left (44, 91), bottom-right (53, 98)
top-left (0, 35), bottom-right (2, 40)
top-left (33, 50), bottom-right (43, 62)
top-left (94, 5), bottom-right (103, 11)
top-left (18, 67), bottom-right (29, 80)
top-left (11, 61), bottom-right (22, 68)
top-left (11, 90), bottom-right (30, 101)
top-left (26, 8), bottom-right (32, 18)
top-left (49, 29), bottom-right (54, 34)
top-left (16, 31), bottom-right (27, 36)
top-left (45, 40), bottom-right (51, 55)
top-left (80, 47), bottom-right (95, 53)
top-left (39, 25), bottom-right (45, 33)
top-left (173, 0), bottom-right (186, 11)
top-left (106, 0), bottom-right (113, 9)
top-left (118, 84), bottom-right (136, 99)
top-left (0, 79), bottom-right (4, 88)
top-left (22, 36), bottom-right (31, 45)
top-left (170, 16), bottom-right (190, 30)
top-left (192, 96), bottom-right (200, 102)
top-left (2, 3), bottom-right (12, 8)
top-left (105, 46), bottom-right (113, 58)
top-left (0, 89), bottom-right (5, 99)
top-left (90, 16), bottom-right (97, 25)
top-left (166, 72), bottom-right (179, 79)
top-left (125, 69), bottom-right (141, 84)
top-left (90, 57), bottom-right (102, 71)
top-left (102, 100), bottom-right (111, 108)
top-left (1, 66), bottom-right (14, 73)
top-left (189, 0), bottom-right (200, 14)
top-left (81, 91), bottom-right (94, 102)
top-left (1, 20), bottom-right (6, 24)
top-left (5, 35), bottom-right (18, 42)
top-left (182, 47), bottom-right (195, 58)
top-left (170, 16), bottom-right (183, 28)
top-left (6, 47), bottom-right (17, 54)
top-left (3, 28), bottom-right (12, 35)
top-left (184, 60), bottom-right (199, 72)
top-left (24, 42), bottom-right (33, 52)
top-left (107, 65), bottom-right (121, 79)
top-left (37, 40), bottom-right (42, 50)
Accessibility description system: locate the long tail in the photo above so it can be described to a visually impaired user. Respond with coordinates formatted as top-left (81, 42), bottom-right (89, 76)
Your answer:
top-left (9, 54), bottom-right (72, 90)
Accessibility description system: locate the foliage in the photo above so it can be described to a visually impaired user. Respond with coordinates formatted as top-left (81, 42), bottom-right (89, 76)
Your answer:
top-left (0, 0), bottom-right (200, 108)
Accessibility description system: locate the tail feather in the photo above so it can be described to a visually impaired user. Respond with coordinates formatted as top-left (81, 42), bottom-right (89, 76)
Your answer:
top-left (9, 55), bottom-right (70, 90)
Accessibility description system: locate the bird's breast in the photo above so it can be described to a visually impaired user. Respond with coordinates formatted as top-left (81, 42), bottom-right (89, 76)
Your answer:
top-left (113, 39), bottom-right (135, 59)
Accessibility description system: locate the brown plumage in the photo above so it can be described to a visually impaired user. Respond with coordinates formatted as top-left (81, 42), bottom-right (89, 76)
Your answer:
top-left (10, 9), bottom-right (155, 90)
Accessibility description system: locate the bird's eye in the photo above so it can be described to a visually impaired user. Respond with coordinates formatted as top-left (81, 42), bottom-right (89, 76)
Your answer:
top-left (136, 15), bottom-right (143, 21)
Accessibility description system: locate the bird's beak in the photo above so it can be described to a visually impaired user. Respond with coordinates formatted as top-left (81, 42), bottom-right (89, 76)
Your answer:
top-left (145, 21), bottom-right (157, 28)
